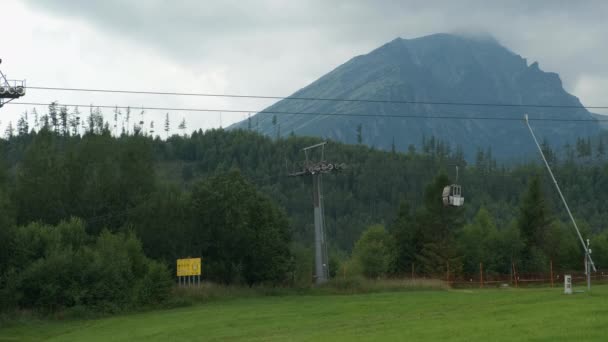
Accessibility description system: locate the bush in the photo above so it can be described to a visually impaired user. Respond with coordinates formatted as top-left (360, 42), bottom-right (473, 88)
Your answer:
top-left (136, 261), bottom-right (174, 305)
top-left (0, 219), bottom-right (172, 313)
top-left (353, 225), bottom-right (392, 278)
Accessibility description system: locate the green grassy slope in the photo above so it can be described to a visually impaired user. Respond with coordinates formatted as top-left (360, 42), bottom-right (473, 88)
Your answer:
top-left (2, 286), bottom-right (607, 341)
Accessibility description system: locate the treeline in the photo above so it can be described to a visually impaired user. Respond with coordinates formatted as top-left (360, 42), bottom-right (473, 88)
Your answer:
top-left (2, 106), bottom-right (608, 312)
top-left (349, 173), bottom-right (608, 280)
top-left (0, 129), bottom-right (293, 313)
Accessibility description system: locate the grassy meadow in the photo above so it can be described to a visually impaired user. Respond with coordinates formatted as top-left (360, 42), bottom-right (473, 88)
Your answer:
top-left (1, 284), bottom-right (606, 341)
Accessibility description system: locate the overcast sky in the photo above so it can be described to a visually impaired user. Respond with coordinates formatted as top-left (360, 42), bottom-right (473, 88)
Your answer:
top-left (2, 0), bottom-right (608, 135)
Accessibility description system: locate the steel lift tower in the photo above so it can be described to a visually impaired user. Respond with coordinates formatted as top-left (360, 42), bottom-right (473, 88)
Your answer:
top-left (289, 142), bottom-right (346, 285)
top-left (0, 59), bottom-right (26, 109)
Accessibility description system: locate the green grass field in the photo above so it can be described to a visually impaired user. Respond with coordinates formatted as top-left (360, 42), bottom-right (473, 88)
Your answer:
top-left (1, 285), bottom-right (607, 341)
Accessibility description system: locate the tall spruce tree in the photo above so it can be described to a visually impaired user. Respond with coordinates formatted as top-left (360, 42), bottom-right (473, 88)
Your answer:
top-left (517, 175), bottom-right (552, 272)
top-left (389, 201), bottom-right (422, 275)
top-left (60, 105), bottom-right (69, 136)
top-left (164, 113), bottom-right (170, 138)
top-left (48, 102), bottom-right (58, 133)
top-left (415, 174), bottom-right (465, 277)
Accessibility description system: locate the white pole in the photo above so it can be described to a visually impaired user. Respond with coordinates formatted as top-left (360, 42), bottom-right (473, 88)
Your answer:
top-left (524, 115), bottom-right (596, 276)
top-left (587, 239), bottom-right (592, 291)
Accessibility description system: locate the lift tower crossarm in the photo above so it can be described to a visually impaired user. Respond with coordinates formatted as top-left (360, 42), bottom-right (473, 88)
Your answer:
top-left (0, 59), bottom-right (27, 109)
top-left (524, 114), bottom-right (596, 274)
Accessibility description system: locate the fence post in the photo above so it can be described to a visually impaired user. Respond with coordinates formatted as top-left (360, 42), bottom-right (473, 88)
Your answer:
top-left (480, 262), bottom-right (483, 288)
top-left (512, 261), bottom-right (518, 288)
top-left (411, 263), bottom-right (415, 280)
top-left (550, 259), bottom-right (554, 288)
top-left (446, 262), bottom-right (450, 284)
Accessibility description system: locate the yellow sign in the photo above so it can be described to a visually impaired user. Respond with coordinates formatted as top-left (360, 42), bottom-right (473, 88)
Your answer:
top-left (177, 258), bottom-right (201, 276)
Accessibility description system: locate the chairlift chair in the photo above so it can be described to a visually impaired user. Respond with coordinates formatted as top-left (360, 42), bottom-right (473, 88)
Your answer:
top-left (441, 166), bottom-right (464, 207)
top-left (442, 184), bottom-right (464, 207)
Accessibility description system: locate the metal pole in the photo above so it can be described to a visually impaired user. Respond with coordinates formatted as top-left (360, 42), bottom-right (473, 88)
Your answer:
top-left (524, 115), bottom-right (596, 276)
top-left (319, 174), bottom-right (330, 281)
top-left (313, 174), bottom-right (328, 284)
top-left (587, 239), bottom-right (591, 291)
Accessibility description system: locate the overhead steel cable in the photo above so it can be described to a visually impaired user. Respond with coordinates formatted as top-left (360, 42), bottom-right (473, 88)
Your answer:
top-left (7, 101), bottom-right (608, 123)
top-left (24, 85), bottom-right (608, 110)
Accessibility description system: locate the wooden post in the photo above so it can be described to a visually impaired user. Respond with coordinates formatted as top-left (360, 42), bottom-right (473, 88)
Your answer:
top-left (480, 262), bottom-right (484, 288)
top-left (512, 262), bottom-right (518, 288)
top-left (411, 263), bottom-right (415, 280)
top-left (446, 262), bottom-right (450, 284)
top-left (550, 259), bottom-right (554, 288)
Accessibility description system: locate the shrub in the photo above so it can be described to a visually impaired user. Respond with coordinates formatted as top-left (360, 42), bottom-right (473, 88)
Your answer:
top-left (353, 225), bottom-right (392, 278)
top-left (0, 219), bottom-right (172, 313)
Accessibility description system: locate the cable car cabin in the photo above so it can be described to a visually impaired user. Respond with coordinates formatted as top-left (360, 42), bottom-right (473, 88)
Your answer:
top-left (442, 184), bottom-right (464, 207)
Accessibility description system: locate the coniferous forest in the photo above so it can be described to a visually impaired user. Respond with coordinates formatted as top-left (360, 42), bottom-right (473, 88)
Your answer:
top-left (2, 105), bottom-right (608, 313)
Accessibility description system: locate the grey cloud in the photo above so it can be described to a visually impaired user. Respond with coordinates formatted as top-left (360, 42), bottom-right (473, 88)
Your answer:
top-left (24, 0), bottom-right (608, 110)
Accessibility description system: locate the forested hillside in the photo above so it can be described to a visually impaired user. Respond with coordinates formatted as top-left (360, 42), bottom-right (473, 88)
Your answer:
top-left (2, 116), bottom-right (608, 311)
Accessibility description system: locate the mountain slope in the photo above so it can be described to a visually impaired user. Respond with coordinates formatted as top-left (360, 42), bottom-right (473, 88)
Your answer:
top-left (231, 33), bottom-right (600, 159)
top-left (592, 113), bottom-right (608, 130)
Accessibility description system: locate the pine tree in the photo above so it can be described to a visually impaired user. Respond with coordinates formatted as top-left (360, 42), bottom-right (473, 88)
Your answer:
top-left (597, 136), bottom-right (605, 159)
top-left (113, 106), bottom-right (120, 136)
top-left (94, 107), bottom-right (104, 134)
top-left (475, 149), bottom-right (485, 171)
top-left (48, 102), bottom-right (58, 133)
top-left (454, 145), bottom-right (465, 166)
top-left (4, 121), bottom-right (14, 139)
top-left (178, 118), bottom-right (187, 136)
top-left (390, 201), bottom-right (421, 274)
top-left (125, 107), bottom-right (131, 136)
top-left (272, 115), bottom-right (277, 138)
top-left (407, 144), bottom-right (416, 156)
top-left (87, 105), bottom-right (95, 134)
top-left (139, 109), bottom-right (145, 135)
top-left (517, 175), bottom-right (552, 271)
top-left (415, 174), bottom-right (464, 276)
top-left (17, 112), bottom-right (29, 136)
top-left (41, 113), bottom-right (50, 130)
top-left (541, 139), bottom-right (556, 164)
top-left (70, 106), bottom-right (81, 136)
top-left (32, 108), bottom-right (39, 132)
top-left (164, 113), bottom-right (170, 138)
top-left (60, 105), bottom-right (69, 136)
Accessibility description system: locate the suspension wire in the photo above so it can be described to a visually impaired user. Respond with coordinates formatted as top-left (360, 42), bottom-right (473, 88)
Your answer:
top-left (24, 85), bottom-right (608, 110)
top-left (524, 114), bottom-right (596, 272)
top-left (6, 101), bottom-right (608, 123)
